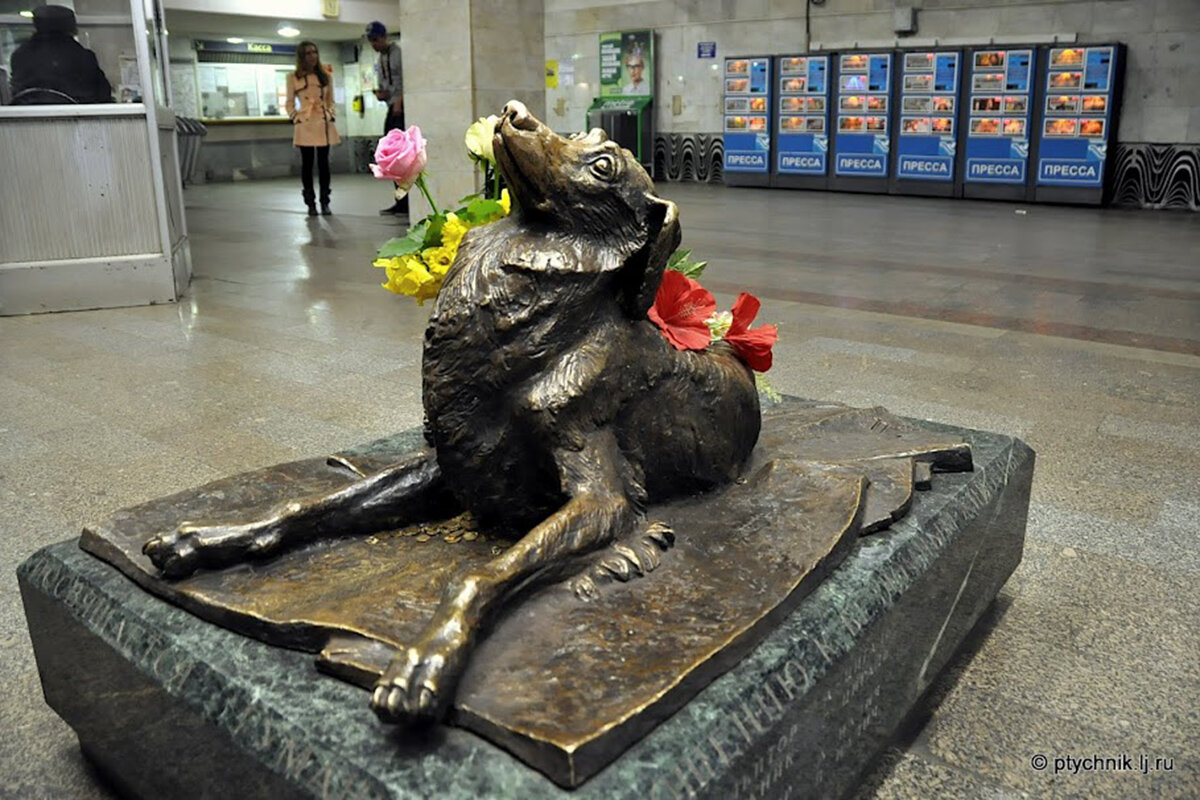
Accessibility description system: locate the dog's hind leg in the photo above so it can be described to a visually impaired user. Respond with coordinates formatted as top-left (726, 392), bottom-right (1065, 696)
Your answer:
top-left (371, 429), bottom-right (639, 725)
top-left (567, 519), bottom-right (676, 601)
top-left (143, 450), bottom-right (455, 578)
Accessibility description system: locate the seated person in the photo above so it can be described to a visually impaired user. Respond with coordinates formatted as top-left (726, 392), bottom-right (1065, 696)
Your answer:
top-left (10, 5), bottom-right (113, 105)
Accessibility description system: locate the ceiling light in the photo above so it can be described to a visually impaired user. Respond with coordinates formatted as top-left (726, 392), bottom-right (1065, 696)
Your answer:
top-left (19, 10), bottom-right (34, 17)
top-left (277, 24), bottom-right (300, 37)
top-left (226, 37), bottom-right (244, 44)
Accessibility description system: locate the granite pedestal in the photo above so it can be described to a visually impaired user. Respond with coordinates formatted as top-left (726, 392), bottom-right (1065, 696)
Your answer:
top-left (18, 418), bottom-right (1032, 800)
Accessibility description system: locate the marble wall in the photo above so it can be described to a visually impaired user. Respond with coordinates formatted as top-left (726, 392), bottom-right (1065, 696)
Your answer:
top-left (544, 0), bottom-right (1200, 144)
top-left (399, 0), bottom-right (476, 216)
top-left (399, 0), bottom-right (546, 217)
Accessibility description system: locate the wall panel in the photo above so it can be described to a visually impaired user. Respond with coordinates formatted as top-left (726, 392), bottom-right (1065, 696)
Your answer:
top-left (0, 116), bottom-right (160, 263)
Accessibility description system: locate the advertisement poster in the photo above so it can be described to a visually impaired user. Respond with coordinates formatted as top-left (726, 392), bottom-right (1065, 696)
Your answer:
top-left (600, 30), bottom-right (653, 97)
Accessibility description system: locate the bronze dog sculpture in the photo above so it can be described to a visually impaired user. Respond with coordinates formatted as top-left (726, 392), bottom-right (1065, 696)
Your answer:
top-left (143, 100), bottom-right (761, 725)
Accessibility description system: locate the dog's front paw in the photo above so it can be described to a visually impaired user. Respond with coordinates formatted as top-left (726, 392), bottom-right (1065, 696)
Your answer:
top-left (142, 520), bottom-right (282, 578)
top-left (142, 528), bottom-right (199, 578)
top-left (370, 623), bottom-right (470, 725)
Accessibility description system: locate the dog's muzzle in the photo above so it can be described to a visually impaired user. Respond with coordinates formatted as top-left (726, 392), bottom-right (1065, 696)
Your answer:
top-left (501, 100), bottom-right (539, 133)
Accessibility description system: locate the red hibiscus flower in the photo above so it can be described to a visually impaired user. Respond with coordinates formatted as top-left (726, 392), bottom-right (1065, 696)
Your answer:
top-left (724, 293), bottom-right (777, 372)
top-left (649, 270), bottom-right (716, 351)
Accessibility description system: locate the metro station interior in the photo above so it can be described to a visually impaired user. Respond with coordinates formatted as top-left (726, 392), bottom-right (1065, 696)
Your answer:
top-left (1, 1), bottom-right (1197, 797)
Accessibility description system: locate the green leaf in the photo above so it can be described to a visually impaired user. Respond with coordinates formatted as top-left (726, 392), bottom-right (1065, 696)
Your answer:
top-left (457, 191), bottom-right (483, 204)
top-left (666, 248), bottom-right (708, 279)
top-left (462, 197), bottom-right (504, 225)
top-left (420, 213), bottom-right (447, 250)
top-left (376, 233), bottom-right (422, 259)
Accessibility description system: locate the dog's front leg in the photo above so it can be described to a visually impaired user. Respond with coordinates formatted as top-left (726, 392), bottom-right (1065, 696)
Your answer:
top-left (144, 450), bottom-right (454, 578)
top-left (371, 429), bottom-right (638, 724)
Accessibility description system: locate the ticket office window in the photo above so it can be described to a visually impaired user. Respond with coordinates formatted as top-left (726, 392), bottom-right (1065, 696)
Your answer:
top-left (197, 62), bottom-right (293, 121)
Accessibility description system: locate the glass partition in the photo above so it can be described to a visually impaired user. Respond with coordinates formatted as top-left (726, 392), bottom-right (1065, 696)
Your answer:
top-left (139, 0), bottom-right (167, 106)
top-left (1, 0), bottom-right (137, 105)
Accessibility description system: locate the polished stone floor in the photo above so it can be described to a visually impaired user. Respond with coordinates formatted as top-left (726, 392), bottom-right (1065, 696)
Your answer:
top-left (2, 176), bottom-right (1198, 798)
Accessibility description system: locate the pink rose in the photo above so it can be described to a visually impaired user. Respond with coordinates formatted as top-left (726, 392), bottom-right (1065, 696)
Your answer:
top-left (370, 126), bottom-right (427, 189)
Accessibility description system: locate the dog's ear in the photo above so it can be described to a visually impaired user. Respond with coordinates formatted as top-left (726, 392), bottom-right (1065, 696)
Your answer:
top-left (618, 194), bottom-right (680, 318)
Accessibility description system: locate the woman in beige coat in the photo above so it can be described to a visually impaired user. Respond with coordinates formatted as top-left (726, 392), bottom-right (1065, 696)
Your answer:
top-left (288, 42), bottom-right (341, 216)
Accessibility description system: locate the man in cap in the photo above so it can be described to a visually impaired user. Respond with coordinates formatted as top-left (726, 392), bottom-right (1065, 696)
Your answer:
top-left (366, 21), bottom-right (407, 216)
top-left (10, 5), bottom-right (113, 104)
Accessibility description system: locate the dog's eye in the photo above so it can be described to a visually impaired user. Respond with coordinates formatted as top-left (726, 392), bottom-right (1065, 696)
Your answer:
top-left (589, 154), bottom-right (617, 180)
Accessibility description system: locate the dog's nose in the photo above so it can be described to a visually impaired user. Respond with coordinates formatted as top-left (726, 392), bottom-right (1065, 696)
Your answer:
top-left (501, 100), bottom-right (537, 132)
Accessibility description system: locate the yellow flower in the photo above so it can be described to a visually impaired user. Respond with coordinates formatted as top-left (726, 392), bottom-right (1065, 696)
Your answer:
top-left (414, 277), bottom-right (441, 304)
top-left (381, 254), bottom-right (434, 298)
top-left (442, 213), bottom-right (469, 249)
top-left (372, 256), bottom-right (399, 270)
top-left (498, 187), bottom-right (511, 216)
top-left (422, 246), bottom-right (456, 278)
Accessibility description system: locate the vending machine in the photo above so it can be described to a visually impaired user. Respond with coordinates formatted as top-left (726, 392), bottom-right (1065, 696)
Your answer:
top-left (961, 47), bottom-right (1039, 201)
top-left (830, 51), bottom-right (895, 193)
top-left (891, 49), bottom-right (963, 197)
top-left (1033, 44), bottom-right (1125, 205)
top-left (772, 54), bottom-right (832, 191)
top-left (723, 56), bottom-right (773, 187)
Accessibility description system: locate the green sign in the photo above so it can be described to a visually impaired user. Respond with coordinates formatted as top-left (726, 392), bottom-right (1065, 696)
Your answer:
top-left (600, 30), bottom-right (653, 98)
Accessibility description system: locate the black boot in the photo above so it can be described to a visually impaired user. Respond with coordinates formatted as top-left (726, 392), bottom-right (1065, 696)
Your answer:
top-left (302, 179), bottom-right (316, 216)
top-left (320, 202), bottom-right (332, 216)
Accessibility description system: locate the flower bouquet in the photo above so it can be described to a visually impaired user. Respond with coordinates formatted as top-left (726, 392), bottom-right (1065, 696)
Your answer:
top-left (367, 118), bottom-right (777, 380)
top-left (370, 118), bottom-right (510, 304)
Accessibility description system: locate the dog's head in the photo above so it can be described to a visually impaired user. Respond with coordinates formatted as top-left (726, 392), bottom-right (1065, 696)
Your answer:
top-left (492, 100), bottom-right (680, 315)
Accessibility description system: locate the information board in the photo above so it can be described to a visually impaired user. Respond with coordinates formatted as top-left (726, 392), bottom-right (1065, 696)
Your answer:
top-left (962, 49), bottom-right (1035, 186)
top-left (775, 55), bottom-right (830, 175)
top-left (833, 52), bottom-right (892, 177)
top-left (1037, 46), bottom-right (1116, 187)
top-left (723, 57), bottom-right (772, 174)
top-left (895, 51), bottom-right (959, 181)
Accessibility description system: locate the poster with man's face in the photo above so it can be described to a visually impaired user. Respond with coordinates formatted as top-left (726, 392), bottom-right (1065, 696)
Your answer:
top-left (600, 30), bottom-right (653, 97)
